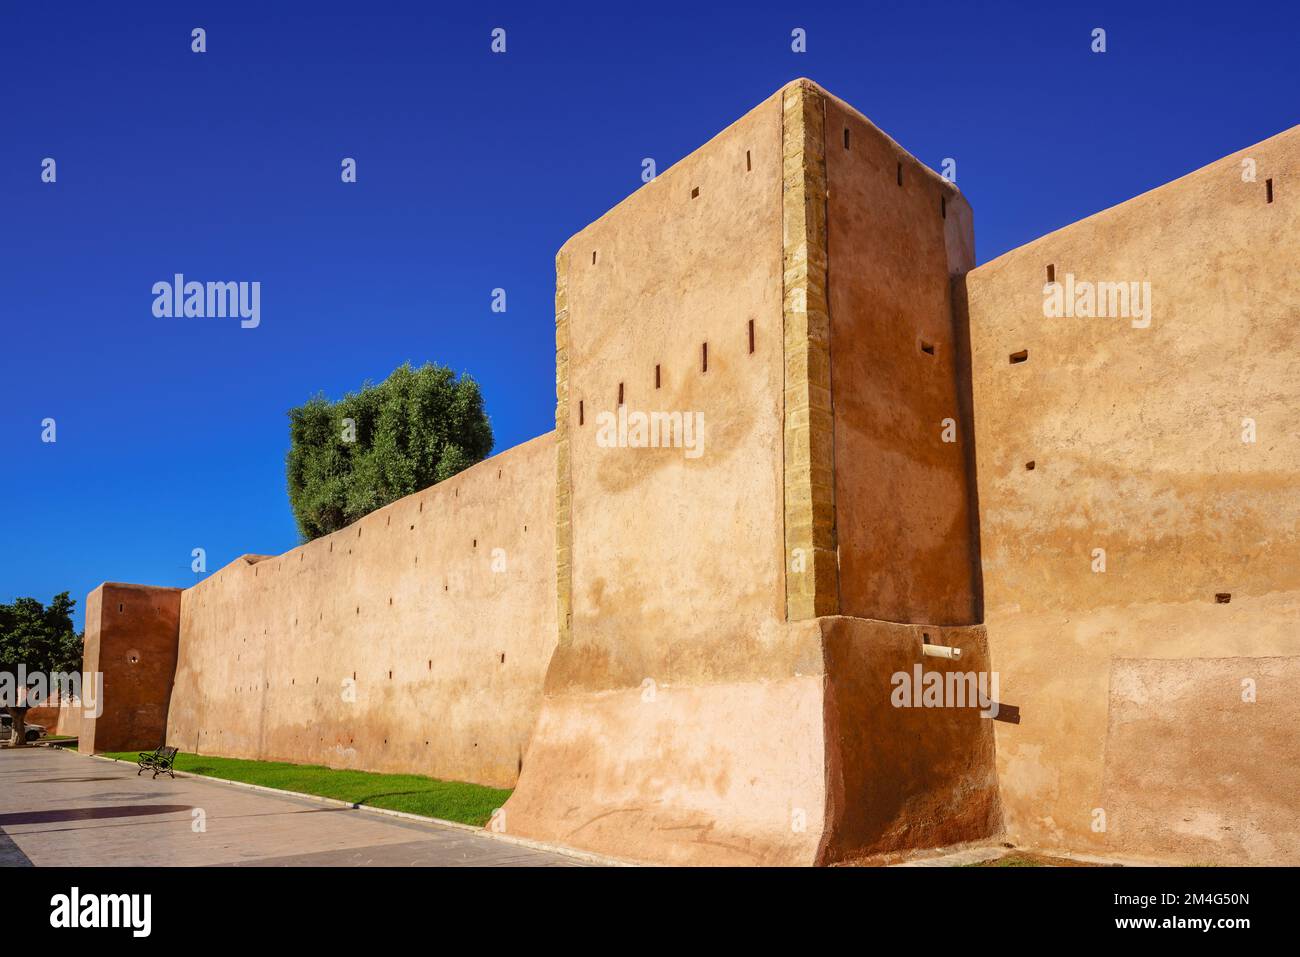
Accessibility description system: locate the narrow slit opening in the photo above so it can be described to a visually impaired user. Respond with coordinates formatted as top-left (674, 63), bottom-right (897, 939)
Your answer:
top-left (897, 162), bottom-right (903, 186)
top-left (579, 400), bottom-right (584, 425)
top-left (701, 342), bottom-right (708, 373)
top-left (655, 364), bottom-right (661, 389)
top-left (1047, 263), bottom-right (1055, 283)
top-left (748, 319), bottom-right (755, 354)
top-left (844, 128), bottom-right (850, 149)
top-left (618, 382), bottom-right (624, 406)
top-left (1266, 178), bottom-right (1274, 203)
top-left (746, 150), bottom-right (752, 171)
top-left (941, 195), bottom-right (946, 219)
top-left (691, 186), bottom-right (699, 199)
top-left (1009, 349), bottom-right (1029, 364)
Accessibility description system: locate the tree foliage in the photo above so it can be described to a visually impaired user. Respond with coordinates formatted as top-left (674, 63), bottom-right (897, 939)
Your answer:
top-left (286, 362), bottom-right (493, 541)
top-left (0, 592), bottom-right (82, 744)
top-left (0, 592), bottom-right (82, 679)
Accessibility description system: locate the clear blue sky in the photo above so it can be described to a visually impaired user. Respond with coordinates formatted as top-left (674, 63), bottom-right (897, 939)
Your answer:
top-left (2, 1), bottom-right (1296, 630)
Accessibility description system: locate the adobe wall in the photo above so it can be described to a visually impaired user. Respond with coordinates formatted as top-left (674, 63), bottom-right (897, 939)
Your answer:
top-left (823, 92), bottom-right (980, 625)
top-left (813, 87), bottom-right (999, 861)
top-left (23, 699), bottom-right (83, 738)
top-left (164, 433), bottom-right (556, 789)
top-left (80, 583), bottom-right (182, 753)
top-left (820, 618), bottom-right (1000, 863)
top-left (964, 126), bottom-right (1300, 863)
top-left (504, 80), bottom-right (999, 865)
top-left (510, 85), bottom-right (815, 864)
top-left (74, 78), bottom-right (1297, 867)
top-left (550, 87), bottom-right (788, 692)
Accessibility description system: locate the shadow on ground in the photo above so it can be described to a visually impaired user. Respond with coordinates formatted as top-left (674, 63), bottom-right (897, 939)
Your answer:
top-left (0, 804), bottom-right (193, 826)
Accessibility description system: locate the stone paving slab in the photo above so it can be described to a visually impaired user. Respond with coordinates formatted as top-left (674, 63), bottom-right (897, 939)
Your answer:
top-left (0, 747), bottom-right (586, 867)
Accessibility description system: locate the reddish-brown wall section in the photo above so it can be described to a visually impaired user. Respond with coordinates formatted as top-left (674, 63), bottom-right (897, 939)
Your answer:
top-left (23, 701), bottom-right (82, 738)
top-left (965, 126), bottom-right (1300, 863)
top-left (164, 433), bottom-right (557, 789)
top-left (820, 618), bottom-right (1001, 863)
top-left (823, 94), bottom-right (979, 626)
top-left (81, 583), bottom-right (182, 753)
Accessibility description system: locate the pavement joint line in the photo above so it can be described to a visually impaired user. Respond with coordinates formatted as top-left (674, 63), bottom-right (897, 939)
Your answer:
top-left (60, 748), bottom-right (633, 867)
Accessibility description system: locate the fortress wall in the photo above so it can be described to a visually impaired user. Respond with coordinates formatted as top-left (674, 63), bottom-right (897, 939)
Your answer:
top-left (820, 618), bottom-right (1000, 863)
top-left (964, 126), bottom-right (1300, 863)
top-left (77, 79), bottom-right (1296, 866)
top-left (80, 583), bottom-right (182, 753)
top-left (503, 649), bottom-right (830, 865)
top-left (811, 88), bottom-right (998, 860)
top-left (506, 87), bottom-right (831, 864)
top-left (164, 432), bottom-right (556, 789)
top-left (823, 94), bottom-right (980, 625)
top-left (550, 89), bottom-right (790, 693)
top-left (506, 80), bottom-right (1000, 865)
top-left (23, 701), bottom-right (83, 738)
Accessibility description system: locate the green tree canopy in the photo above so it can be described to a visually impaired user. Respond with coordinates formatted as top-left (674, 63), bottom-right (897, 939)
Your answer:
top-left (0, 592), bottom-right (82, 679)
top-left (1, 593), bottom-right (82, 744)
top-left (286, 362), bottom-right (493, 541)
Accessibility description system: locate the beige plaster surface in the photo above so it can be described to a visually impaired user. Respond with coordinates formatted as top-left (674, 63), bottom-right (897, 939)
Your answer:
top-left (165, 433), bottom-right (556, 788)
top-left (964, 124), bottom-right (1300, 863)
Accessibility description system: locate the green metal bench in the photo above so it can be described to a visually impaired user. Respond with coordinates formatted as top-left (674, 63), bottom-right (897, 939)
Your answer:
top-left (137, 745), bottom-right (179, 779)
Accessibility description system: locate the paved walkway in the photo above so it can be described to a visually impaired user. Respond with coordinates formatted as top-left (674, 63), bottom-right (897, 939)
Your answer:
top-left (0, 747), bottom-right (585, 867)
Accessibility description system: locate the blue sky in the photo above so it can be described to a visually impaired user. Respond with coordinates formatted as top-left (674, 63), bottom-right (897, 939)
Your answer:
top-left (2, 1), bottom-right (1296, 630)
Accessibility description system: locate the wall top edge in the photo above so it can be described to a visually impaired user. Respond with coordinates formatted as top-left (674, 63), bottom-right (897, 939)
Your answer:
top-left (554, 76), bottom-right (968, 264)
top-left (176, 429), bottom-right (557, 597)
top-left (971, 123), bottom-right (1299, 276)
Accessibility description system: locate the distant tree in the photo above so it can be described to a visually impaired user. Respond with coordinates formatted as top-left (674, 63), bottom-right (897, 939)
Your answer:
top-left (0, 592), bottom-right (82, 747)
top-left (286, 362), bottom-right (493, 541)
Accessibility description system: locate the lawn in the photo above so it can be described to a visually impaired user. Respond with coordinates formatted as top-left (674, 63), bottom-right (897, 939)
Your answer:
top-left (96, 750), bottom-right (511, 827)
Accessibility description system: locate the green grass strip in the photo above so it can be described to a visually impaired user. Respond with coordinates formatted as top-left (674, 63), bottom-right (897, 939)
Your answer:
top-left (98, 750), bottom-right (510, 827)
